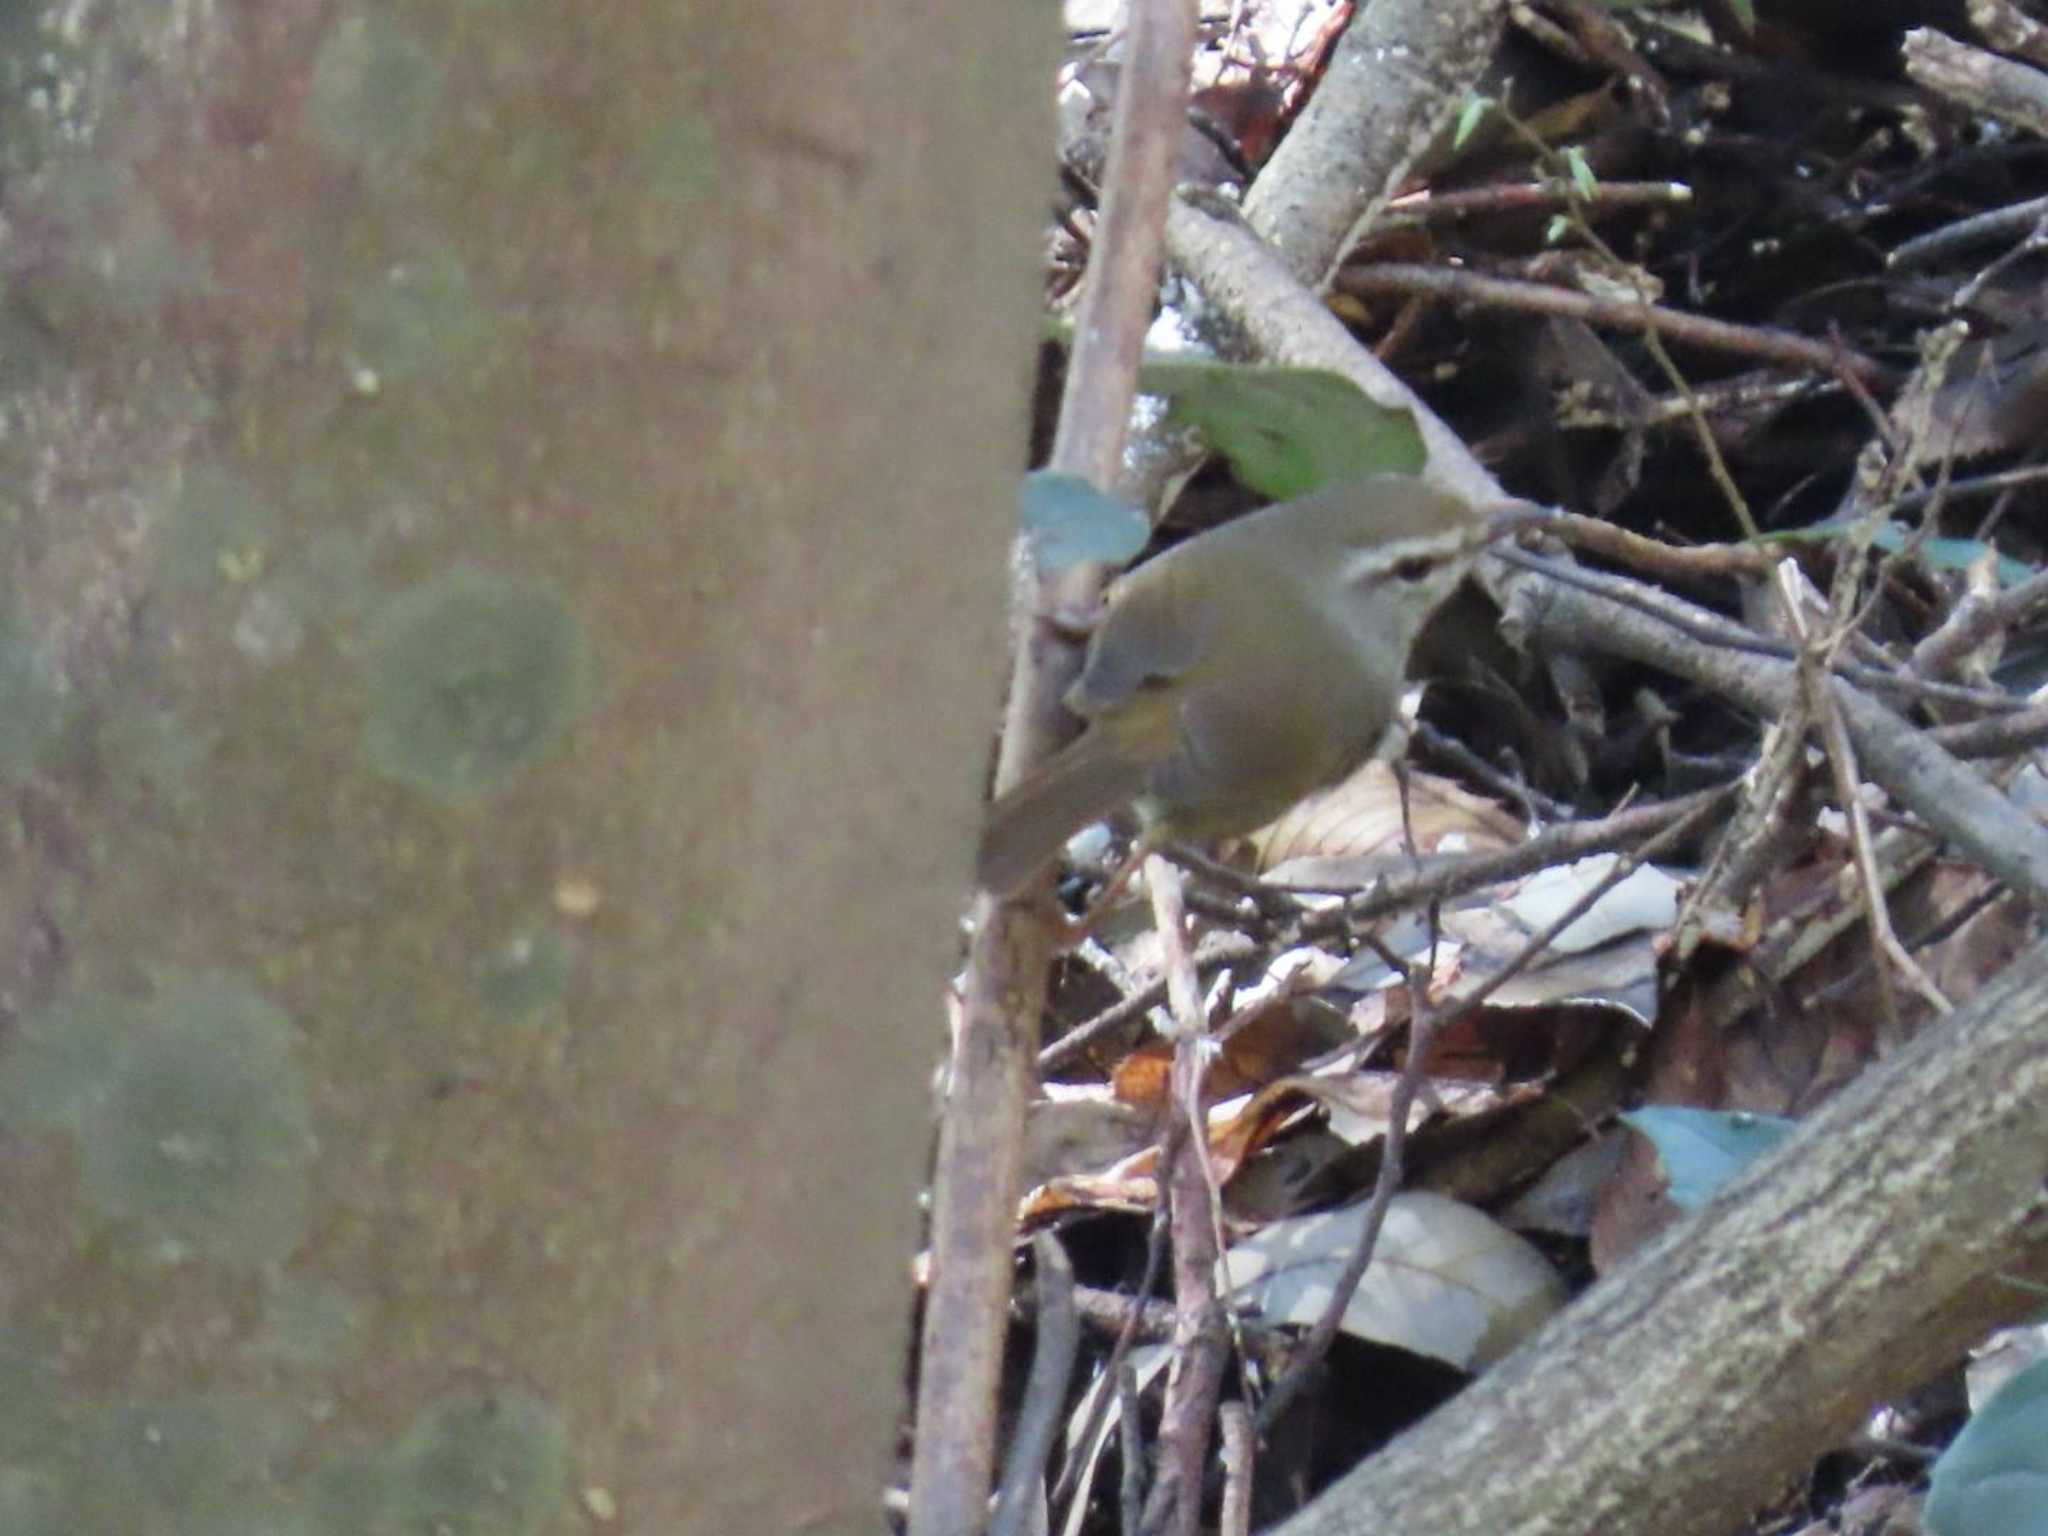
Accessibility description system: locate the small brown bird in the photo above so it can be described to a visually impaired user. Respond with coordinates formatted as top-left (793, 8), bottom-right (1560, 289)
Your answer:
top-left (977, 474), bottom-right (1499, 894)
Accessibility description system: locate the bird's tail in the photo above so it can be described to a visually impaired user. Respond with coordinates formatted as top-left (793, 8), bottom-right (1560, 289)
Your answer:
top-left (976, 732), bottom-right (1150, 895)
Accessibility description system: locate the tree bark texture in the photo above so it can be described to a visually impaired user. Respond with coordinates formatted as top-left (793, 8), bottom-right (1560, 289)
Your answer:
top-left (1278, 933), bottom-right (2048, 1536)
top-left (0, 2), bottom-right (1052, 1532)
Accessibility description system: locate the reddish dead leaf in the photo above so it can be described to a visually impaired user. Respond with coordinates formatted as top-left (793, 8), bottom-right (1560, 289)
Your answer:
top-left (1110, 1049), bottom-right (1173, 1111)
top-left (1599, 853), bottom-right (2024, 1269)
top-left (1021, 1160), bottom-right (1159, 1223)
top-left (1589, 1125), bottom-right (1682, 1272)
top-left (1413, 1006), bottom-right (1514, 1083)
top-left (1415, 1001), bottom-right (1610, 1084)
top-left (1634, 975), bottom-right (1733, 1111)
top-left (1190, 73), bottom-right (1290, 168)
top-left (1411, 1017), bottom-right (1635, 1215)
top-left (1213, 991), bottom-right (1354, 1081)
top-left (1714, 851), bottom-right (2012, 1115)
top-left (1206, 1079), bottom-right (1327, 1188)
top-left (1111, 992), bottom-right (1352, 1109)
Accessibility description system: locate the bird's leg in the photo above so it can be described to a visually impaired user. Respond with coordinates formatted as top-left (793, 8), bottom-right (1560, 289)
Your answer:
top-left (1044, 840), bottom-right (1147, 948)
top-left (1033, 593), bottom-right (1107, 642)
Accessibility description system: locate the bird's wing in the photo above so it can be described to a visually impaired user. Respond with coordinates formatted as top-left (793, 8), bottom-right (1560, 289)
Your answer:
top-left (1065, 558), bottom-right (1215, 715)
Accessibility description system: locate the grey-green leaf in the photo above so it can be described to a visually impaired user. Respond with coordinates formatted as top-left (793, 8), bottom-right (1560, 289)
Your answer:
top-left (1017, 471), bottom-right (1150, 573)
top-left (1926, 1357), bottom-right (2048, 1536)
top-left (1619, 1106), bottom-right (1797, 1211)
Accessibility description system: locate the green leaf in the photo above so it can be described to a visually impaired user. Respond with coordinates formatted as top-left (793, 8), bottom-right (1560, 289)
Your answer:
top-left (1619, 1106), bottom-right (1797, 1211)
top-left (1544, 214), bottom-right (1571, 247)
top-left (1926, 1357), bottom-right (2048, 1536)
top-left (1759, 523), bottom-right (2038, 587)
top-left (1017, 471), bottom-right (1150, 573)
top-left (1135, 361), bottom-right (1426, 501)
top-left (1876, 526), bottom-right (2037, 586)
top-left (1565, 145), bottom-right (1598, 200)
top-left (1454, 93), bottom-right (1493, 152)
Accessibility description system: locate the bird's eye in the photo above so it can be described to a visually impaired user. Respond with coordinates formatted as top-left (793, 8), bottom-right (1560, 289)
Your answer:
top-left (1390, 555), bottom-right (1439, 582)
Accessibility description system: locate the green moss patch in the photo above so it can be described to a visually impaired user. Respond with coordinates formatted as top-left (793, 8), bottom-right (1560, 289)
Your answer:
top-left (309, 1392), bottom-right (567, 1536)
top-left (308, 13), bottom-right (441, 168)
top-left (360, 570), bottom-right (585, 799)
top-left (0, 973), bottom-right (313, 1266)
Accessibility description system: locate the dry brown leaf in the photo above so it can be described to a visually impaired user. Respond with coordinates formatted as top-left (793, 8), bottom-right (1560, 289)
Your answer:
top-left (1589, 1126), bottom-right (1683, 1273)
top-left (1021, 1166), bottom-right (1159, 1222)
top-left (1223, 1192), bottom-right (1567, 1370)
top-left (1919, 323), bottom-right (2048, 461)
top-left (1109, 1048), bottom-right (1173, 1110)
top-left (1248, 759), bottom-right (1522, 880)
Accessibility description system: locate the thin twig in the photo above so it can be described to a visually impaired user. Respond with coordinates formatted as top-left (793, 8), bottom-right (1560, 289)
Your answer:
top-left (1803, 876), bottom-right (2013, 1018)
top-left (1911, 566), bottom-right (2048, 681)
top-left (1502, 550), bottom-right (2048, 906)
top-left (1139, 1120), bottom-right (1232, 1536)
top-left (1696, 823), bottom-right (1940, 1042)
top-left (1889, 192), bottom-right (2048, 270)
top-left (1148, 855), bottom-right (1207, 1043)
top-left (1673, 690), bottom-right (1814, 967)
top-left (1413, 721), bottom-right (1574, 823)
top-left (1543, 511), bottom-right (1774, 584)
top-left (1254, 791), bottom-right (1725, 1435)
top-left (1904, 26), bottom-right (2048, 139)
top-left (916, 0), bottom-right (1199, 1527)
top-left (1139, 854), bottom-right (1231, 1536)
top-left (1040, 787), bottom-right (1735, 1074)
top-left (1053, 1212), bottom-right (1172, 1518)
top-left (1337, 262), bottom-right (1892, 389)
top-left (1880, 461), bottom-right (2048, 517)
top-left (1558, 371), bottom-right (1840, 434)
top-left (1070, 1284), bottom-right (1178, 1342)
top-left (1779, 561), bottom-right (1953, 1028)
top-left (991, 1233), bottom-right (1082, 1536)
top-left (1216, 1402), bottom-right (1254, 1536)
top-left (1383, 178), bottom-right (1692, 226)
top-left (1547, 0), bottom-right (1670, 114)
top-left (1933, 699), bottom-right (2048, 758)
top-left (1492, 542), bottom-right (2023, 715)
top-left (1119, 1361), bottom-right (1147, 1535)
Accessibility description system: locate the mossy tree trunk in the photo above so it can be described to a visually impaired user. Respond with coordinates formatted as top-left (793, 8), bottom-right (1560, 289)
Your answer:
top-left (0, 3), bottom-right (1049, 1531)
